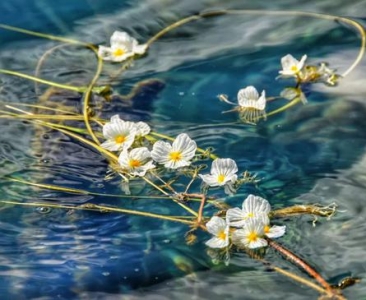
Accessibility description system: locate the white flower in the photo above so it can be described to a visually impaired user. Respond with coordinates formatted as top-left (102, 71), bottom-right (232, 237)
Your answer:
top-left (118, 147), bottom-right (155, 177)
top-left (258, 215), bottom-right (286, 239)
top-left (279, 54), bottom-right (307, 77)
top-left (205, 216), bottom-right (229, 249)
top-left (226, 194), bottom-right (271, 228)
top-left (232, 218), bottom-right (267, 249)
top-left (98, 31), bottom-right (147, 62)
top-left (101, 115), bottom-right (136, 151)
top-left (237, 86), bottom-right (266, 124)
top-left (238, 86), bottom-right (266, 110)
top-left (199, 158), bottom-right (238, 195)
top-left (135, 121), bottom-right (150, 137)
top-left (151, 133), bottom-right (197, 169)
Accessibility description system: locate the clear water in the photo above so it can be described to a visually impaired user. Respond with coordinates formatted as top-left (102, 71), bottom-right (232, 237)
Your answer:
top-left (0, 0), bottom-right (366, 299)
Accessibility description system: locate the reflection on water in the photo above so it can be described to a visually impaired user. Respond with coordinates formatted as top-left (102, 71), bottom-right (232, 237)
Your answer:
top-left (0, 0), bottom-right (366, 299)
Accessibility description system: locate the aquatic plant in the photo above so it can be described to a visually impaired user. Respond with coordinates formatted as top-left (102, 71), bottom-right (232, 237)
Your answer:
top-left (0, 8), bottom-right (365, 300)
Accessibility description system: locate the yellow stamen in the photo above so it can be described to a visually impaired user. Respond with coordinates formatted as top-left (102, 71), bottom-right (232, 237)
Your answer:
top-left (113, 48), bottom-right (125, 57)
top-left (115, 135), bottom-right (126, 143)
top-left (129, 159), bottom-right (141, 168)
top-left (169, 151), bottom-right (182, 162)
top-left (247, 212), bottom-right (254, 218)
top-left (264, 225), bottom-right (270, 233)
top-left (217, 230), bottom-right (227, 241)
top-left (217, 174), bottom-right (226, 183)
top-left (247, 231), bottom-right (258, 242)
top-left (291, 65), bottom-right (298, 72)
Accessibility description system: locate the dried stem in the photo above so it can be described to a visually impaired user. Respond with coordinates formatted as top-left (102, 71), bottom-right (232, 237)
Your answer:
top-left (267, 239), bottom-right (340, 298)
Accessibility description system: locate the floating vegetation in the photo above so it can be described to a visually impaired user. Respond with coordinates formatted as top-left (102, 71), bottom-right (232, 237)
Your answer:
top-left (0, 8), bottom-right (365, 300)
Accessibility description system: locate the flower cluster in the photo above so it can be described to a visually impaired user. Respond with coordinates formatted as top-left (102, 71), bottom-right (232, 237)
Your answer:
top-left (101, 115), bottom-right (198, 178)
top-left (279, 54), bottom-right (339, 86)
top-left (205, 194), bottom-right (285, 250)
top-left (101, 116), bottom-right (248, 196)
top-left (220, 54), bottom-right (339, 124)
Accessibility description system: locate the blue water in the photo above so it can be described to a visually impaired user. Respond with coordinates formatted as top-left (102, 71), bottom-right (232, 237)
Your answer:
top-left (1, 1), bottom-right (366, 299)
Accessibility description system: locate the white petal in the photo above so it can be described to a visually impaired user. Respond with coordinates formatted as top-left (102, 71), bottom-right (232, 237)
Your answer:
top-left (224, 181), bottom-right (237, 195)
top-left (151, 141), bottom-right (171, 164)
top-left (205, 237), bottom-right (228, 249)
top-left (98, 46), bottom-right (114, 61)
top-left (255, 90), bottom-right (266, 110)
top-left (212, 158), bottom-right (238, 177)
top-left (247, 238), bottom-right (268, 249)
top-left (242, 194), bottom-right (271, 216)
top-left (298, 54), bottom-right (307, 70)
top-left (199, 174), bottom-right (221, 187)
top-left (100, 140), bottom-right (120, 151)
top-left (133, 43), bottom-right (148, 55)
top-left (135, 122), bottom-right (150, 136)
top-left (266, 225), bottom-right (286, 239)
top-left (110, 31), bottom-right (133, 48)
top-left (231, 228), bottom-right (247, 246)
top-left (281, 54), bottom-right (298, 71)
top-left (206, 216), bottom-right (227, 235)
top-left (164, 159), bottom-right (191, 169)
top-left (226, 208), bottom-right (246, 228)
top-left (238, 86), bottom-right (259, 104)
top-left (129, 147), bottom-right (151, 161)
top-left (172, 133), bottom-right (197, 160)
top-left (118, 149), bottom-right (130, 168)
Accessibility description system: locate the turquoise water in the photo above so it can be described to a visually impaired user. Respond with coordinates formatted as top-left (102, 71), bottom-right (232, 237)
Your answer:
top-left (1, 1), bottom-right (366, 299)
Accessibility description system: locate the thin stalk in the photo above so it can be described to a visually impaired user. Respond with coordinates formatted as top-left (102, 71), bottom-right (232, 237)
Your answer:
top-left (142, 177), bottom-right (199, 217)
top-left (184, 193), bottom-right (206, 225)
top-left (0, 200), bottom-right (194, 225)
top-left (0, 24), bottom-right (88, 45)
top-left (82, 53), bottom-right (104, 145)
top-left (6, 177), bottom-right (171, 199)
top-left (267, 238), bottom-right (335, 295)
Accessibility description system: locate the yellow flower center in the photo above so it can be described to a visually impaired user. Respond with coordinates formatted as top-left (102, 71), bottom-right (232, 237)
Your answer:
top-left (115, 135), bottom-right (126, 144)
top-left (264, 225), bottom-right (270, 234)
top-left (169, 151), bottom-right (182, 162)
top-left (247, 212), bottom-right (254, 218)
top-left (129, 159), bottom-right (141, 168)
top-left (113, 48), bottom-right (125, 57)
top-left (291, 65), bottom-right (299, 72)
top-left (247, 231), bottom-right (258, 242)
top-left (217, 230), bottom-right (227, 241)
top-left (217, 174), bottom-right (226, 183)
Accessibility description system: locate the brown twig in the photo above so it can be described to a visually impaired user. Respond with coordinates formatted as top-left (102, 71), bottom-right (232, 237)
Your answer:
top-left (184, 193), bottom-right (206, 225)
top-left (267, 239), bottom-right (341, 298)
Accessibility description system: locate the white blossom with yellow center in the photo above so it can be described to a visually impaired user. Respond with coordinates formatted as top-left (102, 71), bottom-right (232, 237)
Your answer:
top-left (205, 216), bottom-right (229, 249)
top-left (98, 31), bottom-right (147, 62)
top-left (232, 218), bottom-right (267, 249)
top-left (237, 86), bottom-right (266, 123)
top-left (279, 54), bottom-right (307, 77)
top-left (118, 147), bottom-right (155, 177)
top-left (258, 214), bottom-right (286, 239)
top-left (199, 158), bottom-right (238, 194)
top-left (101, 115), bottom-right (136, 151)
top-left (151, 133), bottom-right (197, 169)
top-left (226, 194), bottom-right (271, 228)
top-left (238, 86), bottom-right (266, 111)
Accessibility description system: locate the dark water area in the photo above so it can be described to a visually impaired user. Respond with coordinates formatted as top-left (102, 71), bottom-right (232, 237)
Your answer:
top-left (0, 0), bottom-right (366, 299)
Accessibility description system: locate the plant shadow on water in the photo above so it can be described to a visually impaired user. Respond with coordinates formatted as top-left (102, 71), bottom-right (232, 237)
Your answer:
top-left (0, 1), bottom-right (366, 299)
